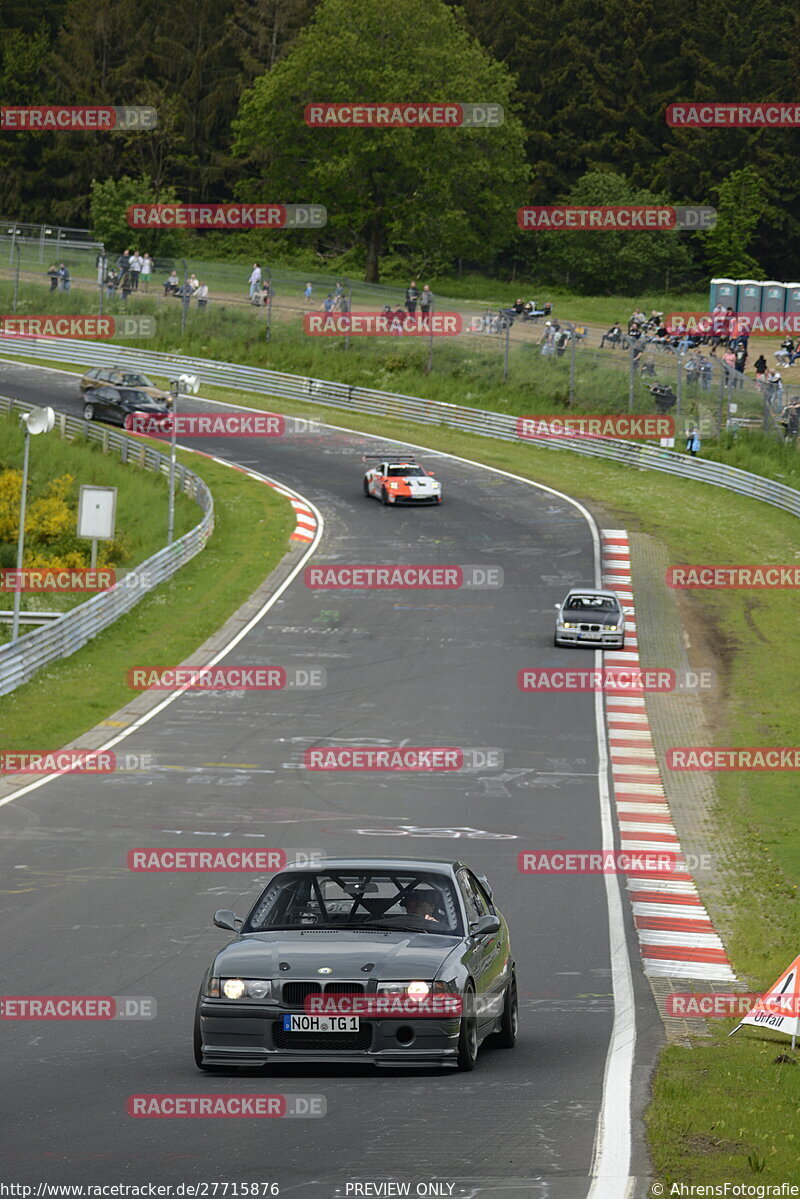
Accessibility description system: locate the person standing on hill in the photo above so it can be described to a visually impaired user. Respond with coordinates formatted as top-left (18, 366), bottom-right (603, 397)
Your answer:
top-left (249, 263), bottom-right (262, 301)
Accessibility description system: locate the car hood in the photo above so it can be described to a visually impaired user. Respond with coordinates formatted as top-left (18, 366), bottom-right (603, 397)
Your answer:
top-left (560, 609), bottom-right (621, 626)
top-left (213, 929), bottom-right (459, 981)
top-left (124, 396), bottom-right (168, 412)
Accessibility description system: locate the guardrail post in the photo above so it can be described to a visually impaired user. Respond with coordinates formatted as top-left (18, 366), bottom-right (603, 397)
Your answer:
top-left (717, 362), bottom-right (725, 438)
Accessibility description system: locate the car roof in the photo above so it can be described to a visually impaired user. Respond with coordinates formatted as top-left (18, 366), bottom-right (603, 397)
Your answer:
top-left (563, 587), bottom-right (620, 600)
top-left (282, 857), bottom-right (465, 873)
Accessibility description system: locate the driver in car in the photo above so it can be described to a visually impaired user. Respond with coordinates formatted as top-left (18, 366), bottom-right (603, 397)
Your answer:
top-left (402, 891), bottom-right (442, 923)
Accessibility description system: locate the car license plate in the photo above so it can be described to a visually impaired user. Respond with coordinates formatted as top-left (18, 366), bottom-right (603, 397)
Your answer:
top-left (282, 1015), bottom-right (359, 1032)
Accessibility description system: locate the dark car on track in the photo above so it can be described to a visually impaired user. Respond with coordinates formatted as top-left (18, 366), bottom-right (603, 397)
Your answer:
top-left (554, 587), bottom-right (626, 649)
top-left (194, 858), bottom-right (517, 1072)
top-left (81, 385), bottom-right (171, 430)
top-left (79, 366), bottom-right (171, 404)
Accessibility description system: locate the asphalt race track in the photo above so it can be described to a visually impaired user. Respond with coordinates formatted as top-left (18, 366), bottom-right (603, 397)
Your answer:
top-left (0, 359), bottom-right (662, 1199)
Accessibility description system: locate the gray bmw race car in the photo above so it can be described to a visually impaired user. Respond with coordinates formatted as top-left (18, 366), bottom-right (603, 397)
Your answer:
top-left (554, 587), bottom-right (626, 649)
top-left (194, 858), bottom-right (517, 1072)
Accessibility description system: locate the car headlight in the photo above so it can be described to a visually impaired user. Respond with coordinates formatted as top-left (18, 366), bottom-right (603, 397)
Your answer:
top-left (559, 621), bottom-right (577, 629)
top-left (388, 481), bottom-right (400, 489)
top-left (376, 980), bottom-right (430, 999)
top-left (605, 625), bottom-right (618, 632)
top-left (219, 978), bottom-right (274, 1001)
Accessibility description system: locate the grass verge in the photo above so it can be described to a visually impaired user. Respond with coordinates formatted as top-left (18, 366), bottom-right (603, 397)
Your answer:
top-left (0, 444), bottom-right (295, 750)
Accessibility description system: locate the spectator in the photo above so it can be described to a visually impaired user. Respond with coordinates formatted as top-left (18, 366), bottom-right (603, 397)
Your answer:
top-left (258, 280), bottom-right (270, 306)
top-left (248, 262), bottom-right (261, 301)
top-left (322, 293), bottom-right (334, 313)
top-left (47, 263), bottom-right (59, 292)
top-left (120, 270), bottom-right (132, 301)
top-left (775, 338), bottom-right (795, 366)
top-left (629, 307), bottom-right (646, 329)
top-left (419, 285), bottom-right (433, 320)
top-left (540, 321), bottom-right (556, 357)
top-left (57, 262), bottom-right (70, 292)
top-left (754, 353), bottom-right (768, 375)
top-left (117, 248), bottom-right (131, 275)
top-left (734, 346), bottom-right (748, 377)
top-left (555, 328), bottom-right (569, 357)
top-left (698, 359), bottom-right (713, 391)
top-left (542, 302), bottom-right (552, 317)
top-left (765, 369), bottom-right (783, 405)
top-left (685, 427), bottom-right (701, 456)
top-left (188, 273), bottom-right (200, 294)
top-left (105, 267), bottom-right (118, 298)
top-left (780, 401), bottom-right (800, 439)
top-left (402, 279), bottom-right (422, 314)
top-left (304, 281), bottom-right (312, 303)
top-left (130, 250), bottom-right (143, 290)
top-left (163, 269), bottom-right (180, 296)
top-left (332, 281), bottom-right (345, 311)
top-left (140, 253), bottom-right (152, 292)
top-left (600, 322), bottom-right (622, 348)
top-left (196, 282), bottom-right (209, 310)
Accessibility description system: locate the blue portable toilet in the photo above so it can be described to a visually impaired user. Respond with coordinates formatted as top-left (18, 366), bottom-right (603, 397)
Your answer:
top-left (709, 278), bottom-right (738, 311)
top-left (736, 281), bottom-right (762, 315)
top-left (761, 282), bottom-right (786, 314)
top-left (785, 284), bottom-right (800, 315)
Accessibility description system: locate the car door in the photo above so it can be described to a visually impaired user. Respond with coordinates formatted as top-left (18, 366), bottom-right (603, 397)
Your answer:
top-left (88, 386), bottom-right (113, 419)
top-left (466, 871), bottom-right (510, 1023)
top-left (456, 868), bottom-right (495, 1032)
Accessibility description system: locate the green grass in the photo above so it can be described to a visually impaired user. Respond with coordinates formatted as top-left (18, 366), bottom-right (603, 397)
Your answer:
top-left (0, 445), bottom-right (295, 750)
top-left (0, 411), bottom-right (198, 641)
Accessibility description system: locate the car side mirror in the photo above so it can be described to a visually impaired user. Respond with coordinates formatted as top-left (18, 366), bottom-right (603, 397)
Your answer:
top-left (470, 914), bottom-right (501, 937)
top-left (553, 603), bottom-right (560, 609)
top-left (213, 909), bottom-right (241, 932)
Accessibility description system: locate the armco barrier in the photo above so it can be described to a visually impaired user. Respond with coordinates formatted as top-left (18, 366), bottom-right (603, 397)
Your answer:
top-left (0, 394), bottom-right (214, 697)
top-left (1, 337), bottom-right (799, 523)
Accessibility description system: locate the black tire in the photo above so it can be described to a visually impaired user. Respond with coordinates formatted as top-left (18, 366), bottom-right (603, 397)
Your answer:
top-left (553, 634), bottom-right (561, 647)
top-left (381, 487), bottom-right (390, 507)
top-left (363, 478), bottom-right (371, 497)
top-left (457, 984), bottom-right (479, 1072)
top-left (83, 403), bottom-right (94, 421)
top-left (495, 971), bottom-right (518, 1048)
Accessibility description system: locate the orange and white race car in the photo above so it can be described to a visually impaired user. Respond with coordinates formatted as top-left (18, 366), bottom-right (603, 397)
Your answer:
top-left (362, 457), bottom-right (442, 506)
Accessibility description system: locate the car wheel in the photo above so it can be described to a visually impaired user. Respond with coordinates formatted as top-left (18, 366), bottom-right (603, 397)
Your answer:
top-left (363, 478), bottom-right (371, 497)
top-left (83, 403), bottom-right (94, 421)
top-left (457, 983), bottom-right (479, 1072)
top-left (553, 634), bottom-right (561, 647)
top-left (494, 971), bottom-right (518, 1048)
top-left (381, 487), bottom-right (390, 506)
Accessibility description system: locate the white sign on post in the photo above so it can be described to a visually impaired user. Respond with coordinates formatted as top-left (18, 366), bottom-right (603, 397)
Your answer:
top-left (78, 485), bottom-right (117, 569)
top-left (77, 486), bottom-right (117, 540)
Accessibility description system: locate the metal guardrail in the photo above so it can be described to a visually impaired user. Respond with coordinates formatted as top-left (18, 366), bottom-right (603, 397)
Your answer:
top-left (0, 394), bottom-right (214, 697)
top-left (1, 336), bottom-right (799, 525)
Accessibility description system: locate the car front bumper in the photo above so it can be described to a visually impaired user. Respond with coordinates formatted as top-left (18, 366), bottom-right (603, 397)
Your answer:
top-left (197, 1001), bottom-right (461, 1068)
top-left (555, 627), bottom-right (625, 648)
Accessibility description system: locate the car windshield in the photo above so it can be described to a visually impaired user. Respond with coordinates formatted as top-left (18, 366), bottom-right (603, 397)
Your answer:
top-left (122, 391), bottom-right (159, 407)
top-left (245, 870), bottom-right (463, 935)
top-left (565, 595), bottom-right (618, 611)
top-left (119, 372), bottom-right (151, 387)
top-left (387, 465), bottom-right (424, 477)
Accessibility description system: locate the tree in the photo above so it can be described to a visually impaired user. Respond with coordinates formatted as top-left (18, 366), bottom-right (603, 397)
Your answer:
top-left (232, 0), bottom-right (529, 280)
top-left (701, 167), bottom-right (768, 279)
top-left (89, 175), bottom-right (188, 257)
top-left (533, 170), bottom-right (695, 294)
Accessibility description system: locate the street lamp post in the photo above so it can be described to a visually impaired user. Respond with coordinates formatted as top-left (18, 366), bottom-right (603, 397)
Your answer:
top-left (180, 257), bottom-right (189, 334)
top-left (265, 267), bottom-right (273, 343)
top-left (167, 374), bottom-right (200, 545)
top-left (12, 241), bottom-right (21, 314)
top-left (11, 406), bottom-right (55, 642)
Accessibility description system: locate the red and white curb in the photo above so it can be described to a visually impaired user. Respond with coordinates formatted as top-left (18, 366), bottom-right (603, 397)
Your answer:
top-left (205, 457), bottom-right (318, 543)
top-left (601, 529), bottom-right (735, 982)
